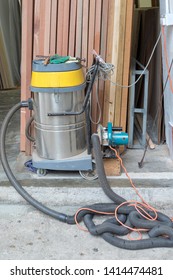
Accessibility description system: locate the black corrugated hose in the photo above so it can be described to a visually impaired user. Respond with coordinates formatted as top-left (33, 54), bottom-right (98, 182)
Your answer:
top-left (1, 101), bottom-right (173, 250)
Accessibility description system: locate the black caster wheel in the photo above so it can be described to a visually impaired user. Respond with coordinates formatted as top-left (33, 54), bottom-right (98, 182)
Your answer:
top-left (36, 168), bottom-right (47, 176)
top-left (79, 160), bottom-right (98, 181)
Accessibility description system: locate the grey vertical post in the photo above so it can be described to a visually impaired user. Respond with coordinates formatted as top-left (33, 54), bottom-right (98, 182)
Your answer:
top-left (142, 70), bottom-right (149, 147)
top-left (128, 60), bottom-right (136, 148)
top-left (128, 59), bottom-right (149, 148)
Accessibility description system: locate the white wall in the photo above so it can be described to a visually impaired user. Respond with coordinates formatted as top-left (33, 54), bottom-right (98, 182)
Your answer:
top-left (160, 0), bottom-right (173, 13)
top-left (160, 0), bottom-right (173, 153)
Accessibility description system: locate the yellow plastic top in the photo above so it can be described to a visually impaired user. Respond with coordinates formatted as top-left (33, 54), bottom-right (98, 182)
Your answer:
top-left (31, 68), bottom-right (85, 88)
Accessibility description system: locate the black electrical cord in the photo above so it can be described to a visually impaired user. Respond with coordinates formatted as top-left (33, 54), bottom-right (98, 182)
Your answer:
top-left (1, 102), bottom-right (173, 250)
top-left (25, 115), bottom-right (35, 142)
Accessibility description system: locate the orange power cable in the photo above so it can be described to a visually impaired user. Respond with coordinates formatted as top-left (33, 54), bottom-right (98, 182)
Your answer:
top-left (74, 146), bottom-right (163, 240)
top-left (74, 207), bottom-right (114, 232)
top-left (109, 146), bottom-right (158, 232)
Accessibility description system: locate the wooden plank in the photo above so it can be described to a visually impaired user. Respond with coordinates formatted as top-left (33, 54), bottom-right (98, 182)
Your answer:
top-left (108, 0), bottom-right (121, 123)
top-left (131, 8), bottom-right (142, 59)
top-left (56, 0), bottom-right (64, 55)
top-left (81, 0), bottom-right (89, 62)
top-left (100, 0), bottom-right (109, 62)
top-left (99, 0), bottom-right (109, 124)
top-left (103, 158), bottom-right (121, 176)
top-left (38, 0), bottom-right (47, 55)
top-left (94, 0), bottom-right (102, 54)
top-left (120, 0), bottom-right (133, 131)
top-left (91, 0), bottom-right (102, 130)
top-left (69, 0), bottom-right (77, 56)
top-left (87, 0), bottom-right (96, 67)
top-left (113, 0), bottom-right (127, 126)
top-left (33, 0), bottom-right (41, 58)
top-left (104, 0), bottom-right (122, 125)
top-left (152, 0), bottom-right (159, 6)
top-left (55, 0), bottom-right (70, 55)
top-left (103, 0), bottom-right (130, 131)
top-left (50, 0), bottom-right (58, 55)
top-left (43, 0), bottom-right (52, 55)
top-left (61, 0), bottom-right (70, 55)
top-left (102, 0), bottom-right (115, 126)
top-left (20, 0), bottom-right (34, 153)
top-left (87, 0), bottom-right (96, 132)
top-left (75, 0), bottom-right (83, 58)
top-left (33, 0), bottom-right (51, 56)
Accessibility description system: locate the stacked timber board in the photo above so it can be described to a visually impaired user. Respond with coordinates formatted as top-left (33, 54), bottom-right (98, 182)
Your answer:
top-left (21, 0), bottom-right (133, 155)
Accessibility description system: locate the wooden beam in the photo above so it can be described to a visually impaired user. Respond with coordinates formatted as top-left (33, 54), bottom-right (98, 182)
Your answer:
top-left (61, 0), bottom-right (70, 55)
top-left (94, 0), bottom-right (102, 54)
top-left (75, 0), bottom-right (83, 58)
top-left (91, 0), bottom-right (102, 129)
top-left (99, 0), bottom-right (109, 124)
top-left (103, 0), bottom-right (121, 125)
top-left (57, 0), bottom-right (71, 55)
top-left (38, 0), bottom-right (47, 55)
top-left (81, 0), bottom-right (89, 62)
top-left (152, 0), bottom-right (159, 6)
top-left (103, 0), bottom-right (115, 126)
top-left (87, 0), bottom-right (96, 67)
top-left (43, 0), bottom-right (52, 55)
top-left (33, 0), bottom-right (41, 58)
top-left (33, 0), bottom-right (52, 57)
top-left (103, 158), bottom-right (121, 176)
top-left (100, 0), bottom-right (109, 62)
top-left (50, 0), bottom-right (58, 55)
top-left (113, 0), bottom-right (127, 126)
top-left (56, 0), bottom-right (64, 55)
top-left (69, 0), bottom-right (77, 56)
top-left (20, 0), bottom-right (34, 153)
top-left (120, 0), bottom-right (134, 131)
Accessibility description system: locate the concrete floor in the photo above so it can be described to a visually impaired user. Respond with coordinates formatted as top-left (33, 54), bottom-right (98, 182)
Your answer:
top-left (0, 89), bottom-right (173, 260)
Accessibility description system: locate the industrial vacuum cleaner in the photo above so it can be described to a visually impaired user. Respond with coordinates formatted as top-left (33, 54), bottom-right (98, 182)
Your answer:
top-left (1, 54), bottom-right (173, 250)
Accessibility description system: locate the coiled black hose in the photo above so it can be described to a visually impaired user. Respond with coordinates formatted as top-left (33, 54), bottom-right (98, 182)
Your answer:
top-left (1, 102), bottom-right (173, 250)
top-left (91, 134), bottom-right (173, 250)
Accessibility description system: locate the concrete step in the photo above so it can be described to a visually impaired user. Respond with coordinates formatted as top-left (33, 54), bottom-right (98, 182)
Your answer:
top-left (1, 180), bottom-right (173, 210)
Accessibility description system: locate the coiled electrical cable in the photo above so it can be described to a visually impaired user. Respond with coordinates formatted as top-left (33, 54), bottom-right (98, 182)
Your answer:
top-left (1, 102), bottom-right (173, 250)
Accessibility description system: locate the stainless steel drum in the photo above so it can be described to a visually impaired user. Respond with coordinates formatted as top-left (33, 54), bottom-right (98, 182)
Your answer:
top-left (30, 59), bottom-right (87, 160)
top-left (33, 90), bottom-right (86, 159)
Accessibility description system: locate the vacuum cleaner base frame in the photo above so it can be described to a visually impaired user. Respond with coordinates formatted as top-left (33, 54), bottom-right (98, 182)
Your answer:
top-left (32, 149), bottom-right (92, 171)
